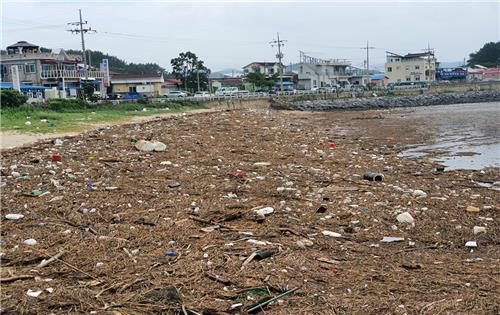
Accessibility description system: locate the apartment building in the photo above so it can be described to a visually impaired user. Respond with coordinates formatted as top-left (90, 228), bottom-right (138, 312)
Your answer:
top-left (385, 51), bottom-right (436, 83)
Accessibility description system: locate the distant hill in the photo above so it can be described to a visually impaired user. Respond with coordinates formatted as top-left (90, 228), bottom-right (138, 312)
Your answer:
top-left (210, 68), bottom-right (243, 78)
top-left (65, 49), bottom-right (167, 75)
top-left (438, 61), bottom-right (466, 68)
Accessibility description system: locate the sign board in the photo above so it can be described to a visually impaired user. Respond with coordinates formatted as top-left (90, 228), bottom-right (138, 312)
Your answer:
top-left (436, 68), bottom-right (467, 80)
top-left (100, 59), bottom-right (110, 87)
top-left (10, 65), bottom-right (21, 92)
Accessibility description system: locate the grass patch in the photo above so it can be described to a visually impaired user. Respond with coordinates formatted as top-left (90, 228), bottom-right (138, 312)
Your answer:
top-left (0, 101), bottom-right (206, 133)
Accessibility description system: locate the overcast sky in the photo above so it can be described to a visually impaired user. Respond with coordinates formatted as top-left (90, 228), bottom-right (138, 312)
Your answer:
top-left (2, 0), bottom-right (499, 71)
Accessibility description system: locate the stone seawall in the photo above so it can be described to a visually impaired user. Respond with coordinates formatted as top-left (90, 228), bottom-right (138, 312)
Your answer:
top-left (271, 90), bottom-right (500, 111)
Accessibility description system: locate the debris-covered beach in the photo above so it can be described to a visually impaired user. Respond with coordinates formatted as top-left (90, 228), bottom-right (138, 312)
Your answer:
top-left (1, 103), bottom-right (499, 314)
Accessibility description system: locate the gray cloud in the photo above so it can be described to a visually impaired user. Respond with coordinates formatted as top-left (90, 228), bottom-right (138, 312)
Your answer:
top-left (2, 1), bottom-right (498, 71)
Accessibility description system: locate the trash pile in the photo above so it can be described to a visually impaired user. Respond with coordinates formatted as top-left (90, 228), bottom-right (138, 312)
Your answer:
top-left (1, 108), bottom-right (498, 314)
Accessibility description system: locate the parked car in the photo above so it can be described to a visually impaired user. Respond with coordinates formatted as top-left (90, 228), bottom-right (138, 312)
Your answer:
top-left (194, 91), bottom-right (211, 98)
top-left (215, 87), bottom-right (239, 96)
top-left (164, 91), bottom-right (187, 98)
top-left (237, 90), bottom-right (250, 96)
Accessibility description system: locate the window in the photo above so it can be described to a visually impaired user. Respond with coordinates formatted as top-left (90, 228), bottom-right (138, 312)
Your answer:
top-left (415, 76), bottom-right (420, 81)
top-left (387, 67), bottom-right (392, 72)
top-left (42, 64), bottom-right (50, 71)
top-left (129, 86), bottom-right (137, 93)
top-left (415, 65), bottom-right (420, 70)
top-left (25, 63), bottom-right (36, 73)
top-left (406, 77), bottom-right (411, 82)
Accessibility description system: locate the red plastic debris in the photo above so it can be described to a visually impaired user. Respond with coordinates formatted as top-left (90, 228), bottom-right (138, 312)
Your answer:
top-left (234, 172), bottom-right (245, 178)
top-left (51, 152), bottom-right (62, 162)
top-left (329, 143), bottom-right (337, 149)
top-left (331, 268), bottom-right (338, 273)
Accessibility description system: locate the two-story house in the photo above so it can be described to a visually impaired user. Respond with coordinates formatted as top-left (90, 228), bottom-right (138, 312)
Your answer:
top-left (242, 62), bottom-right (282, 76)
top-left (385, 51), bottom-right (436, 83)
top-left (1, 41), bottom-right (105, 94)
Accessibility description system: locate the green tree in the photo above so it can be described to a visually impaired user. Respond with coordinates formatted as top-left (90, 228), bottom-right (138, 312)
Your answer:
top-left (244, 72), bottom-right (278, 90)
top-left (0, 89), bottom-right (28, 107)
top-left (468, 42), bottom-right (500, 68)
top-left (80, 82), bottom-right (98, 101)
top-left (170, 52), bottom-right (210, 91)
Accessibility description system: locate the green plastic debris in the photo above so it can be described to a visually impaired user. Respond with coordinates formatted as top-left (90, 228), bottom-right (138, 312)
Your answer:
top-left (245, 288), bottom-right (270, 298)
top-left (31, 189), bottom-right (44, 196)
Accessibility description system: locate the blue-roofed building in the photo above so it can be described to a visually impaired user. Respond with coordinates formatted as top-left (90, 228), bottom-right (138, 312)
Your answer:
top-left (370, 74), bottom-right (389, 87)
top-left (0, 82), bottom-right (48, 100)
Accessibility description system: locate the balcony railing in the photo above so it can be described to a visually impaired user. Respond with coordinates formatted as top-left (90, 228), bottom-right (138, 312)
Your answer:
top-left (40, 69), bottom-right (105, 79)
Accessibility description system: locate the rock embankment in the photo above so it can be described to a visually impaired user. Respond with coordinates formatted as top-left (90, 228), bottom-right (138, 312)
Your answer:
top-left (272, 90), bottom-right (500, 111)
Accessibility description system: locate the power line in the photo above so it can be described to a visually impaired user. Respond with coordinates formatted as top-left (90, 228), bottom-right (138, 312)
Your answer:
top-left (67, 9), bottom-right (96, 81)
top-left (270, 32), bottom-right (287, 91)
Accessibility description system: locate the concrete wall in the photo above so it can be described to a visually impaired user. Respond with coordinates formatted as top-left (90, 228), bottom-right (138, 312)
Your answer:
top-left (203, 98), bottom-right (271, 110)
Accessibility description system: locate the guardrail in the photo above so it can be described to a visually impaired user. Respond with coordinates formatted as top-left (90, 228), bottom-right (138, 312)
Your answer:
top-left (98, 81), bottom-right (500, 105)
top-left (40, 69), bottom-right (106, 79)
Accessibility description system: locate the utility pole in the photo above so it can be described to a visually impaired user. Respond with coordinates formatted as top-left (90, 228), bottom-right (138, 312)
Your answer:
top-left (360, 41), bottom-right (375, 75)
top-left (270, 32), bottom-right (287, 92)
top-left (421, 43), bottom-right (434, 81)
top-left (67, 9), bottom-right (96, 82)
top-left (196, 69), bottom-right (200, 92)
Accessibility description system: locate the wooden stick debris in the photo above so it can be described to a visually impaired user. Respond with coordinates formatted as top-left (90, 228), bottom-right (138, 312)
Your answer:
top-left (123, 248), bottom-right (137, 264)
top-left (240, 252), bottom-right (257, 271)
top-left (189, 216), bottom-right (238, 230)
top-left (206, 273), bottom-right (232, 285)
top-left (33, 248), bottom-right (98, 280)
top-left (39, 251), bottom-right (65, 267)
top-left (0, 275), bottom-right (35, 283)
top-left (247, 286), bottom-right (301, 313)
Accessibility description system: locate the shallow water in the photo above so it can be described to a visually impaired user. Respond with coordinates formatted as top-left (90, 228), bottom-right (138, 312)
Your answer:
top-left (399, 102), bottom-right (500, 170)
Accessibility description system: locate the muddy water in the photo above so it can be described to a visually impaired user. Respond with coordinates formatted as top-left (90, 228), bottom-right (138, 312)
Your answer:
top-left (399, 102), bottom-right (500, 170)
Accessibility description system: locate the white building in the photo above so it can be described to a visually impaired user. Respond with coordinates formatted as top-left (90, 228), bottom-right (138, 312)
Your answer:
top-left (385, 51), bottom-right (436, 83)
top-left (297, 52), bottom-right (352, 89)
top-left (242, 62), bottom-right (281, 76)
